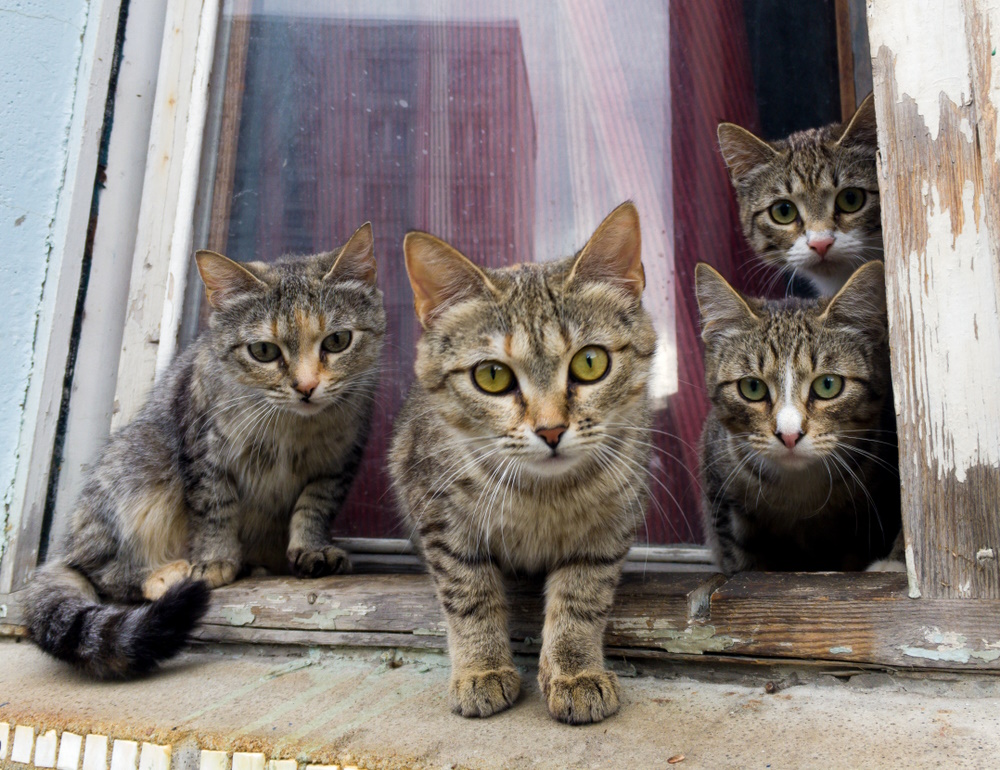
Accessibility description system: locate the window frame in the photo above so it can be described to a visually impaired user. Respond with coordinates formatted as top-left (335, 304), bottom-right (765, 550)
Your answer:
top-left (3, 0), bottom-right (999, 673)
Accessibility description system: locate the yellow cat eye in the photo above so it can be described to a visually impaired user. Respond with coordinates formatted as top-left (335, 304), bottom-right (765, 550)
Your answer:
top-left (769, 200), bottom-right (798, 225)
top-left (569, 346), bottom-right (610, 383)
top-left (322, 330), bottom-right (352, 353)
top-left (811, 374), bottom-right (844, 399)
top-left (835, 187), bottom-right (865, 213)
top-left (248, 341), bottom-right (282, 362)
top-left (473, 361), bottom-right (516, 394)
top-left (738, 377), bottom-right (768, 402)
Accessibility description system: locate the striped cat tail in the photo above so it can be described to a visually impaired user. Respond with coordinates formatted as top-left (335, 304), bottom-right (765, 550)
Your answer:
top-left (25, 562), bottom-right (210, 679)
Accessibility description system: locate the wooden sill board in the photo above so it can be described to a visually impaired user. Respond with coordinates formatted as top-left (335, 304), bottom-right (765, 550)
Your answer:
top-left (4, 570), bottom-right (1000, 670)
top-left (186, 570), bottom-right (1000, 670)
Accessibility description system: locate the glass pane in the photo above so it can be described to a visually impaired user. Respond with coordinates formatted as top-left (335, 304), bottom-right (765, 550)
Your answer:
top-left (190, 0), bottom-right (840, 544)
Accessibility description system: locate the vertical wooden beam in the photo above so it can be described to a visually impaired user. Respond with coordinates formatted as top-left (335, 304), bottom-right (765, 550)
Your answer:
top-left (834, 0), bottom-right (857, 120)
top-left (868, 0), bottom-right (1000, 599)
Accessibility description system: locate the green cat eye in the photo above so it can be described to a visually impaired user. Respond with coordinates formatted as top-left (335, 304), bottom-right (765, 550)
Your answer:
top-left (473, 361), bottom-right (516, 394)
top-left (321, 330), bottom-right (352, 354)
top-left (738, 377), bottom-right (768, 402)
top-left (248, 341), bottom-right (282, 363)
top-left (811, 374), bottom-right (844, 399)
top-left (769, 200), bottom-right (798, 225)
top-left (835, 187), bottom-right (865, 213)
top-left (569, 346), bottom-right (610, 383)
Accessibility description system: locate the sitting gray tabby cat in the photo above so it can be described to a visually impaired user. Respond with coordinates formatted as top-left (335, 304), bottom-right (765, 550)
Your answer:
top-left (718, 94), bottom-right (880, 297)
top-left (696, 260), bottom-right (900, 573)
top-left (26, 223), bottom-right (385, 678)
top-left (390, 202), bottom-right (655, 724)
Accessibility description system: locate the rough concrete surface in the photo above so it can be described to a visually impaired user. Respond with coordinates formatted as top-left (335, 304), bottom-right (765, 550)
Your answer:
top-left (2, 639), bottom-right (999, 769)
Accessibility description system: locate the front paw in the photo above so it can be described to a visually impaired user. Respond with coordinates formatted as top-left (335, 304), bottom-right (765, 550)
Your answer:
top-left (190, 560), bottom-right (239, 588)
top-left (450, 667), bottom-right (521, 718)
top-left (544, 670), bottom-right (620, 725)
top-left (287, 545), bottom-right (352, 578)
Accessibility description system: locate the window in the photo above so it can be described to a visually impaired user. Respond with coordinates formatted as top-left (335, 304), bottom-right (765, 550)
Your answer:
top-left (2, 0), bottom-right (998, 672)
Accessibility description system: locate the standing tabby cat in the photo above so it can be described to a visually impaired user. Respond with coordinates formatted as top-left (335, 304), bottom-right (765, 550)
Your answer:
top-left (26, 223), bottom-right (385, 678)
top-left (696, 260), bottom-right (900, 573)
top-left (389, 203), bottom-right (655, 724)
top-left (718, 94), bottom-right (880, 296)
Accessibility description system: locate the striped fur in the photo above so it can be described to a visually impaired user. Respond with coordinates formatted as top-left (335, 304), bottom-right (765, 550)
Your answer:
top-left (26, 224), bottom-right (385, 678)
top-left (718, 94), bottom-right (881, 296)
top-left (390, 203), bottom-right (656, 724)
top-left (696, 261), bottom-right (900, 574)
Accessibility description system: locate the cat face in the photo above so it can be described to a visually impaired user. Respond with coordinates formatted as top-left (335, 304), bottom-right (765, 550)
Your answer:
top-left (696, 261), bottom-right (889, 474)
top-left (718, 94), bottom-right (881, 296)
top-left (195, 223), bottom-right (386, 417)
top-left (403, 202), bottom-right (656, 481)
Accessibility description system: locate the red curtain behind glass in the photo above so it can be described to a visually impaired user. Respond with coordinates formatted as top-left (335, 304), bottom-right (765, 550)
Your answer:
top-left (216, 4), bottom-right (762, 543)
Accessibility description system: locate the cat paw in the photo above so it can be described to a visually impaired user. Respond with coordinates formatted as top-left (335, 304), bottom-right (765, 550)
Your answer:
top-left (866, 558), bottom-right (907, 573)
top-left (190, 559), bottom-right (239, 588)
top-left (450, 667), bottom-right (521, 718)
top-left (287, 545), bottom-right (352, 578)
top-left (142, 560), bottom-right (193, 600)
top-left (544, 670), bottom-right (620, 725)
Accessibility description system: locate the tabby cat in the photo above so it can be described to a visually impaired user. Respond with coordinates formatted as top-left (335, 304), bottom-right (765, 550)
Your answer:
top-left (718, 94), bottom-right (880, 296)
top-left (26, 223), bottom-right (386, 678)
top-left (696, 260), bottom-right (900, 574)
top-left (389, 202), bottom-right (655, 724)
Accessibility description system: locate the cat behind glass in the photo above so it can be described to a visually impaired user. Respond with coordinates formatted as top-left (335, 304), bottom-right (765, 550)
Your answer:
top-left (389, 202), bottom-right (656, 724)
top-left (696, 260), bottom-right (900, 574)
top-left (26, 223), bottom-right (386, 678)
top-left (718, 94), bottom-right (880, 297)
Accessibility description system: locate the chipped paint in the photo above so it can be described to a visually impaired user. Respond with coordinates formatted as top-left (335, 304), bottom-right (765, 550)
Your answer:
top-left (869, 0), bottom-right (971, 140)
top-left (292, 603), bottom-right (376, 631)
top-left (829, 646), bottom-right (853, 655)
top-left (613, 619), bottom-right (737, 654)
top-left (413, 627), bottom-right (447, 637)
top-left (900, 627), bottom-right (1000, 664)
top-left (221, 606), bottom-right (256, 627)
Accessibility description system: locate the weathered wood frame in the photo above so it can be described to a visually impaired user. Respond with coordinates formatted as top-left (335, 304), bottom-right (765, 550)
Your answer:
top-left (868, 0), bottom-right (1000, 600)
top-left (4, 0), bottom-right (1000, 675)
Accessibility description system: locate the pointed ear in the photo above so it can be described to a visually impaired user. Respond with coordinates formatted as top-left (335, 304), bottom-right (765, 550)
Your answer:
top-left (567, 201), bottom-right (645, 299)
top-left (820, 260), bottom-right (887, 332)
top-left (403, 231), bottom-right (497, 328)
top-left (195, 250), bottom-right (266, 310)
top-left (837, 92), bottom-right (878, 148)
top-left (695, 263), bottom-right (759, 341)
top-left (717, 122), bottom-right (777, 179)
top-left (324, 222), bottom-right (377, 285)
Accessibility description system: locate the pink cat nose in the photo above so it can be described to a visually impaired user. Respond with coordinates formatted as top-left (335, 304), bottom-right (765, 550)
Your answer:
top-left (778, 431), bottom-right (804, 449)
top-left (807, 236), bottom-right (835, 257)
top-left (536, 425), bottom-right (567, 449)
top-left (294, 381), bottom-right (317, 399)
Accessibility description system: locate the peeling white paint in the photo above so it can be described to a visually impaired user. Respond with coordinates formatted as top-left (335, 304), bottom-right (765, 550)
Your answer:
top-left (221, 606), bottom-right (256, 627)
top-left (903, 183), bottom-right (1000, 482)
top-left (868, 0), bottom-right (971, 140)
top-left (293, 603), bottom-right (376, 631)
top-left (829, 646), bottom-right (853, 655)
top-left (900, 627), bottom-right (1000, 664)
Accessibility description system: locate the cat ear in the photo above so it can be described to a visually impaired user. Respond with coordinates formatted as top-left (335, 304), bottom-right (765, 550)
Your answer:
top-left (324, 221), bottom-right (377, 285)
top-left (717, 123), bottom-right (777, 179)
top-left (568, 201), bottom-right (645, 299)
top-left (695, 263), bottom-right (759, 340)
top-left (820, 260), bottom-right (887, 333)
top-left (837, 92), bottom-right (878, 148)
top-left (195, 250), bottom-right (267, 310)
top-left (403, 231), bottom-right (497, 328)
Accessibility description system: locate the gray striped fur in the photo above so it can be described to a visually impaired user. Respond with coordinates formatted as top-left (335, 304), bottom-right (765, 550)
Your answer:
top-left (26, 224), bottom-right (385, 678)
top-left (390, 203), bottom-right (656, 724)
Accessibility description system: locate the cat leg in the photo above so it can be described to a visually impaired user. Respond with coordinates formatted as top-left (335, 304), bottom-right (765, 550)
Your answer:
top-left (142, 560), bottom-right (193, 600)
top-left (187, 475), bottom-right (242, 588)
top-left (425, 547), bottom-right (519, 718)
top-left (539, 558), bottom-right (624, 725)
top-left (287, 477), bottom-right (352, 577)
